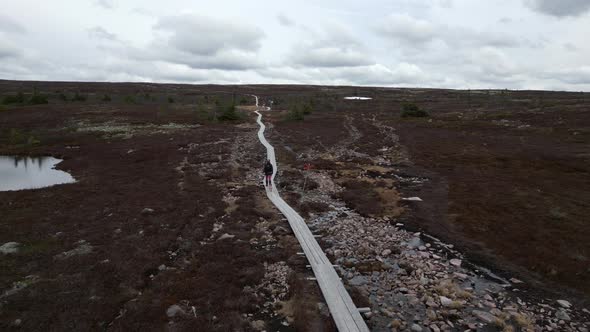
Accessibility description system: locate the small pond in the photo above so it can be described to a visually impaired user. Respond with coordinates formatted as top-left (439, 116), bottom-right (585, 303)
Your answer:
top-left (0, 156), bottom-right (76, 191)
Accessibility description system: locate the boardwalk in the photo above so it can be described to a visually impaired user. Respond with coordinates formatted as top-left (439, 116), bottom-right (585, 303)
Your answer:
top-left (253, 97), bottom-right (370, 332)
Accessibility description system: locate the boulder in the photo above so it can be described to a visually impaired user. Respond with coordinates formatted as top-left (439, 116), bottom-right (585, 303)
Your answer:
top-left (0, 242), bottom-right (20, 254)
top-left (440, 296), bottom-right (453, 307)
top-left (166, 304), bottom-right (185, 318)
top-left (556, 300), bottom-right (572, 309)
top-left (411, 323), bottom-right (423, 332)
top-left (472, 310), bottom-right (496, 324)
top-left (217, 233), bottom-right (235, 241)
top-left (141, 208), bottom-right (155, 215)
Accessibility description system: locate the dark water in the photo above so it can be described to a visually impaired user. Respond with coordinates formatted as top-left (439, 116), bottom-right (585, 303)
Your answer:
top-left (0, 156), bottom-right (75, 191)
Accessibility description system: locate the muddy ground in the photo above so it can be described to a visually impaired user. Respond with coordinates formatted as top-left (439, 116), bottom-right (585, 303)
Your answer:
top-left (0, 80), bottom-right (589, 331)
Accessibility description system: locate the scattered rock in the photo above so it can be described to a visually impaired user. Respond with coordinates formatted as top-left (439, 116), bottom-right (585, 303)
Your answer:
top-left (454, 272), bottom-right (468, 280)
top-left (557, 300), bottom-right (572, 309)
top-left (166, 304), bottom-right (185, 318)
top-left (381, 249), bottom-right (392, 257)
top-left (407, 237), bottom-right (421, 249)
top-left (450, 259), bottom-right (462, 267)
top-left (217, 233), bottom-right (235, 241)
top-left (556, 309), bottom-right (571, 321)
top-left (0, 242), bottom-right (20, 254)
top-left (141, 208), bottom-right (155, 215)
top-left (472, 310), bottom-right (496, 324)
top-left (440, 296), bottom-right (453, 307)
top-left (54, 242), bottom-right (93, 260)
top-left (251, 320), bottom-right (265, 331)
top-left (411, 323), bottom-right (423, 331)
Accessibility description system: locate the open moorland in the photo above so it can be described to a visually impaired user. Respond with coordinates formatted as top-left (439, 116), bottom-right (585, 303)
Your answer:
top-left (0, 80), bottom-right (589, 331)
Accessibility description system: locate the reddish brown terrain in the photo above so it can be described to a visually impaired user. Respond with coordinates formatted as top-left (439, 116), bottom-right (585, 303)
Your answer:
top-left (1, 80), bottom-right (589, 331)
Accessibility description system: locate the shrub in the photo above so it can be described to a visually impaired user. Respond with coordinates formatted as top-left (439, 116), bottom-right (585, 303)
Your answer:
top-left (7, 129), bottom-right (38, 146)
top-left (239, 96), bottom-right (248, 105)
top-left (72, 92), bottom-right (87, 102)
top-left (102, 94), bottom-right (112, 102)
top-left (302, 103), bottom-right (313, 115)
top-left (168, 96), bottom-right (175, 103)
top-left (29, 94), bottom-right (49, 105)
top-left (217, 103), bottom-right (240, 121)
top-left (2, 92), bottom-right (25, 104)
top-left (124, 95), bottom-right (136, 104)
top-left (286, 106), bottom-right (304, 121)
top-left (59, 93), bottom-right (68, 102)
top-left (8, 129), bottom-right (25, 145)
top-left (401, 103), bottom-right (429, 118)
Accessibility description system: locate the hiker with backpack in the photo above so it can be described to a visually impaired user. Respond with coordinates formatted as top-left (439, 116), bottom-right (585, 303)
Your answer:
top-left (263, 160), bottom-right (273, 188)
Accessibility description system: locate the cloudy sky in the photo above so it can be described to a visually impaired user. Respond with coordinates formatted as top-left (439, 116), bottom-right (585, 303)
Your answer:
top-left (1, 0), bottom-right (589, 90)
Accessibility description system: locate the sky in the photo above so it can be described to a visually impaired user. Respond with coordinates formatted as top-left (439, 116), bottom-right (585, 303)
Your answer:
top-left (0, 0), bottom-right (589, 90)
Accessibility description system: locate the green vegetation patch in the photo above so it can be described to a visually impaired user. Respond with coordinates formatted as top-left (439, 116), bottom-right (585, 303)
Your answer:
top-left (401, 102), bottom-right (429, 118)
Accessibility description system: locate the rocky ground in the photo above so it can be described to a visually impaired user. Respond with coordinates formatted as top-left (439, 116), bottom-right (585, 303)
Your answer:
top-left (261, 87), bottom-right (590, 331)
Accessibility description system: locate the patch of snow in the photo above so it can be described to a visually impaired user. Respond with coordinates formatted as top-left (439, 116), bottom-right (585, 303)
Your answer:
top-left (344, 96), bottom-right (372, 100)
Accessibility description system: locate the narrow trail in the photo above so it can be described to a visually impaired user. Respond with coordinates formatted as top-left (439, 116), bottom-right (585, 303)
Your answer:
top-left (252, 96), bottom-right (369, 332)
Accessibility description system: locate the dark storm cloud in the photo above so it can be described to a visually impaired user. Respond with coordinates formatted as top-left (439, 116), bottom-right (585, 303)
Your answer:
top-left (526, 0), bottom-right (590, 17)
top-left (0, 15), bottom-right (26, 34)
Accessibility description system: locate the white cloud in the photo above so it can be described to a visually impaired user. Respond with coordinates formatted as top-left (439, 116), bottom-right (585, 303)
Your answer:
top-left (0, 0), bottom-right (588, 91)
top-left (0, 38), bottom-right (22, 59)
top-left (95, 0), bottom-right (114, 9)
top-left (87, 27), bottom-right (118, 42)
top-left (277, 13), bottom-right (295, 27)
top-left (0, 15), bottom-right (26, 34)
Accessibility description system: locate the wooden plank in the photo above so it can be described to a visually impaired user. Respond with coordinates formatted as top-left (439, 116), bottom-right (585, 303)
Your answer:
top-left (254, 99), bottom-right (369, 332)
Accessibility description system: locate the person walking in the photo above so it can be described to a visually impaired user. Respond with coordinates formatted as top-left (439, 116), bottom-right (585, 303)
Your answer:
top-left (263, 160), bottom-right (273, 188)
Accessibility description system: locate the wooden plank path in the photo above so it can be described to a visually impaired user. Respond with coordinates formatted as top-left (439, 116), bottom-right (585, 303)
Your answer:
top-left (253, 97), bottom-right (370, 332)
